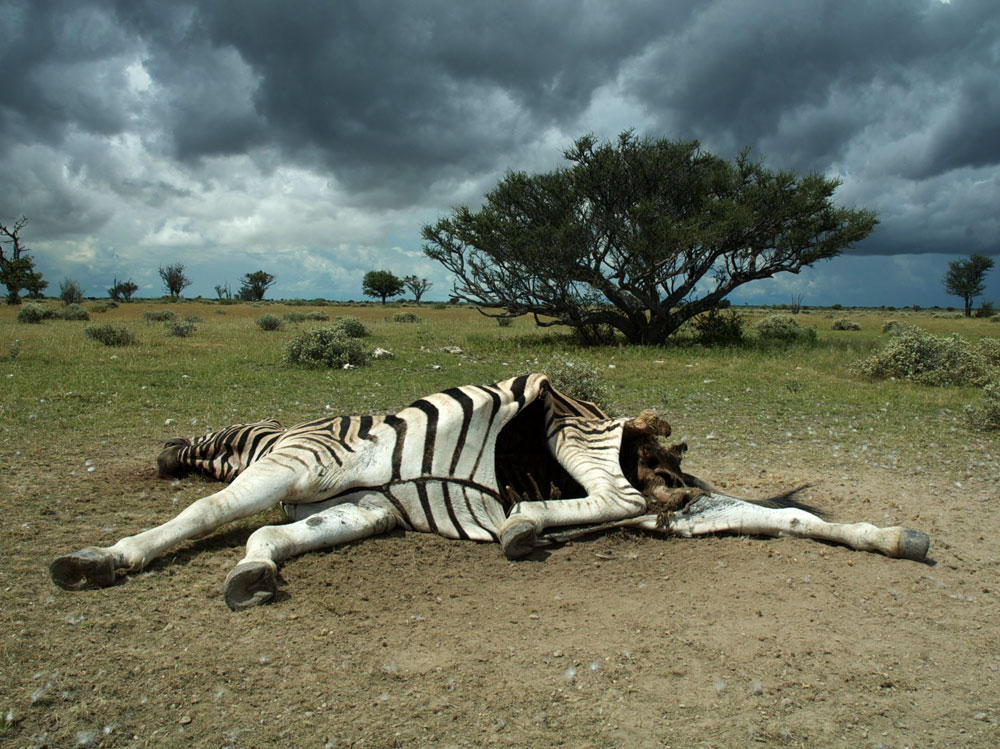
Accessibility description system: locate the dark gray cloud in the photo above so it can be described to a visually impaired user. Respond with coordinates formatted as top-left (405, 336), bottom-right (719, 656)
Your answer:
top-left (0, 0), bottom-right (996, 305)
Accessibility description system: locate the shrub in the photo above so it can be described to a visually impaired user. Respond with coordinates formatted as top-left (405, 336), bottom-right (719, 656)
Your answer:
top-left (497, 316), bottom-right (512, 327)
top-left (144, 310), bottom-right (176, 323)
top-left (693, 308), bottom-right (745, 346)
top-left (544, 356), bottom-right (614, 415)
top-left (305, 310), bottom-right (329, 321)
top-left (59, 278), bottom-right (84, 305)
top-left (975, 337), bottom-right (1000, 367)
top-left (975, 301), bottom-right (997, 319)
top-left (166, 320), bottom-right (196, 337)
top-left (333, 316), bottom-right (368, 338)
top-left (16, 303), bottom-right (46, 324)
top-left (84, 323), bottom-right (134, 347)
top-left (92, 302), bottom-right (117, 313)
top-left (852, 326), bottom-right (993, 386)
top-left (60, 303), bottom-right (90, 321)
top-left (283, 327), bottom-right (369, 369)
top-left (393, 312), bottom-right (421, 323)
top-left (755, 315), bottom-right (817, 344)
top-left (831, 318), bottom-right (861, 331)
top-left (966, 383), bottom-right (1000, 431)
top-left (284, 312), bottom-right (307, 323)
top-left (256, 314), bottom-right (283, 331)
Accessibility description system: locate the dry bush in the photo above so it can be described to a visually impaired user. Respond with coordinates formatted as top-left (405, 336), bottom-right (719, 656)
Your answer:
top-left (852, 326), bottom-right (994, 386)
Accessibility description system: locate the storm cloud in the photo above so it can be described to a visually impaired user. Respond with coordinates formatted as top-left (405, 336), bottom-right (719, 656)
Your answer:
top-left (1, 0), bottom-right (997, 304)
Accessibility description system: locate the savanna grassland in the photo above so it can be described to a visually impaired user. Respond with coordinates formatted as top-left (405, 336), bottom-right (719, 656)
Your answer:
top-left (1, 301), bottom-right (998, 747)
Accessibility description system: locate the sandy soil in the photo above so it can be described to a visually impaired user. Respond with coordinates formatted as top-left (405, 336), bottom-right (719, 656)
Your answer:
top-left (4, 448), bottom-right (999, 748)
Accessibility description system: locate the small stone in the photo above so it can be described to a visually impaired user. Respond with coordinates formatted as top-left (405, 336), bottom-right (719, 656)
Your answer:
top-left (179, 716), bottom-right (192, 725)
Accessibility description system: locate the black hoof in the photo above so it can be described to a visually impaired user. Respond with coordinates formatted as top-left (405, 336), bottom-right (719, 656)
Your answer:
top-left (49, 548), bottom-right (119, 590)
top-left (897, 529), bottom-right (930, 561)
top-left (501, 520), bottom-right (537, 560)
top-left (224, 562), bottom-right (278, 611)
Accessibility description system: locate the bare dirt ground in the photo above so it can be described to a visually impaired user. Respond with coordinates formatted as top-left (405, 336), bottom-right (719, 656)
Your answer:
top-left (4, 446), bottom-right (999, 747)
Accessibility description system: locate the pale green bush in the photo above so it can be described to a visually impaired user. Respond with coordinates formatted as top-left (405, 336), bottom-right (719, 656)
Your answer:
top-left (283, 327), bottom-right (368, 369)
top-left (965, 383), bottom-right (1000, 431)
top-left (831, 318), bottom-right (861, 331)
top-left (544, 356), bottom-right (614, 415)
top-left (84, 323), bottom-right (135, 347)
top-left (755, 315), bottom-right (816, 343)
top-left (144, 310), bottom-right (176, 323)
top-left (60, 303), bottom-right (90, 321)
top-left (852, 327), bottom-right (993, 386)
top-left (256, 314), bottom-right (283, 331)
top-left (166, 320), bottom-right (196, 337)
top-left (393, 312), bottom-right (421, 323)
top-left (694, 309), bottom-right (745, 346)
top-left (16, 303), bottom-right (46, 324)
top-left (333, 316), bottom-right (367, 338)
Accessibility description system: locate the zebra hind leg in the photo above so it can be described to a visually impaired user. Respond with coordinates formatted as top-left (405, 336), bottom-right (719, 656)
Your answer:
top-left (224, 498), bottom-right (400, 611)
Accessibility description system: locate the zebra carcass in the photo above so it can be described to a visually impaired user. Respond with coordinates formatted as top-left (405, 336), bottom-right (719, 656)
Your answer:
top-left (49, 373), bottom-right (930, 610)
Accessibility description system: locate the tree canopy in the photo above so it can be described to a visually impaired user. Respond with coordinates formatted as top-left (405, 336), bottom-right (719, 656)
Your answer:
top-left (0, 216), bottom-right (46, 304)
top-left (423, 132), bottom-right (879, 344)
top-left (363, 270), bottom-right (405, 304)
top-left (159, 263), bottom-right (191, 298)
top-left (943, 254), bottom-right (995, 317)
top-left (237, 270), bottom-right (276, 301)
top-left (404, 275), bottom-right (433, 304)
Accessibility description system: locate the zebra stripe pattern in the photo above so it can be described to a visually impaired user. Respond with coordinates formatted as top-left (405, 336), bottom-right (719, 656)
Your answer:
top-left (159, 374), bottom-right (623, 544)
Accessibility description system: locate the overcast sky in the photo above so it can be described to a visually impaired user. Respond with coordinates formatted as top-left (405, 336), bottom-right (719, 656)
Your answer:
top-left (2, 0), bottom-right (998, 307)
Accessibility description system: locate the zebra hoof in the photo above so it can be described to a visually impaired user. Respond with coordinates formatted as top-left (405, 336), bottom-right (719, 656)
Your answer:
top-left (224, 561), bottom-right (278, 611)
top-left (897, 529), bottom-right (930, 562)
top-left (501, 520), bottom-right (538, 560)
top-left (49, 548), bottom-right (120, 590)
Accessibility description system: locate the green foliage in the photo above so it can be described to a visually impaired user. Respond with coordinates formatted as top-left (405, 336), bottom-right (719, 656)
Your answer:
top-left (16, 302), bottom-right (46, 323)
top-left (852, 326), bottom-right (993, 386)
top-left (393, 312), bottom-right (421, 323)
top-left (497, 316), bottom-right (512, 327)
top-left (693, 308), bottom-right (745, 346)
top-left (423, 131), bottom-right (878, 345)
top-left (966, 383), bottom-right (1000, 431)
top-left (975, 301), bottom-right (997, 319)
top-left (108, 277), bottom-right (138, 302)
top-left (305, 310), bottom-right (329, 321)
top-left (166, 320), bottom-right (196, 337)
top-left (84, 323), bottom-right (135, 347)
top-left (60, 303), bottom-right (90, 321)
top-left (59, 278), bottom-right (84, 305)
top-left (256, 314), bottom-right (284, 331)
top-left (755, 315), bottom-right (817, 344)
top-left (831, 318), bottom-right (861, 331)
top-left (403, 275), bottom-right (433, 304)
top-left (943, 254), bottom-right (994, 317)
top-left (362, 269), bottom-right (405, 304)
top-left (144, 310), bottom-right (176, 323)
top-left (237, 270), bottom-right (276, 302)
top-left (158, 263), bottom-right (191, 298)
top-left (544, 357), bottom-right (614, 415)
top-left (283, 327), bottom-right (369, 369)
top-left (976, 337), bottom-right (1000, 367)
top-left (333, 315), bottom-right (367, 338)
top-left (0, 216), bottom-right (47, 303)
top-left (284, 312), bottom-right (307, 323)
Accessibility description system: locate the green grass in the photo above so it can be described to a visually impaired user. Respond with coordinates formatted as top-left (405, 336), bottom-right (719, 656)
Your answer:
top-left (1, 301), bottom-right (995, 492)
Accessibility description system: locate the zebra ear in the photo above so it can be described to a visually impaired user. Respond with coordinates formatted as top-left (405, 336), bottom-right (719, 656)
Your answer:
top-left (156, 440), bottom-right (191, 478)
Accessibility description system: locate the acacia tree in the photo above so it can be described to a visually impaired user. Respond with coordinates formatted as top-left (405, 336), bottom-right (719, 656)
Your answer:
top-left (237, 270), bottom-right (276, 301)
top-left (159, 263), bottom-right (191, 298)
top-left (0, 216), bottom-right (46, 304)
top-left (404, 275), bottom-right (433, 304)
top-left (423, 132), bottom-right (879, 345)
top-left (362, 269), bottom-right (405, 304)
top-left (943, 254), bottom-right (995, 317)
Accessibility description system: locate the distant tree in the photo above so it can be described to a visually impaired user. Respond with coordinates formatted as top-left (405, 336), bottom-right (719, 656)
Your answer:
top-left (237, 270), bottom-right (276, 302)
top-left (59, 278), bottom-right (84, 305)
top-left (108, 277), bottom-right (139, 302)
top-left (159, 263), bottom-right (191, 298)
top-left (0, 216), bottom-right (46, 304)
top-left (362, 269), bottom-right (405, 304)
top-left (214, 282), bottom-right (232, 300)
top-left (423, 132), bottom-right (878, 345)
top-left (943, 254), bottom-right (995, 317)
top-left (404, 275), bottom-right (433, 304)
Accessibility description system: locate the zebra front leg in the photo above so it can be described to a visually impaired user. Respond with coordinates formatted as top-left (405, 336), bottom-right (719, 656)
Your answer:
top-left (50, 459), bottom-right (301, 591)
top-left (618, 493), bottom-right (930, 561)
top-left (499, 488), bottom-right (646, 559)
top-left (224, 498), bottom-right (399, 610)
